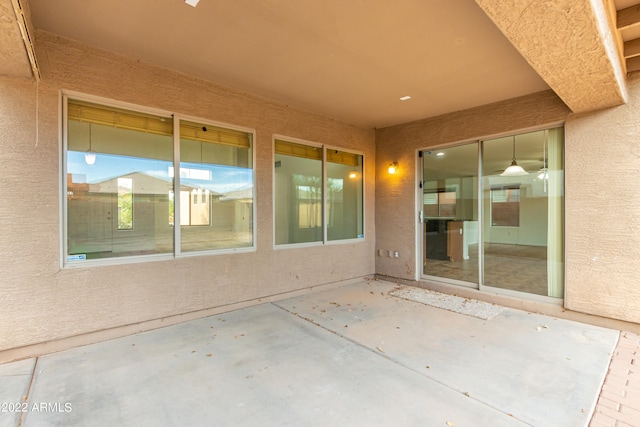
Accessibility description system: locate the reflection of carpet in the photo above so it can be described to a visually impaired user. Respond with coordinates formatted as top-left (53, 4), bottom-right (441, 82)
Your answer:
top-left (389, 287), bottom-right (505, 320)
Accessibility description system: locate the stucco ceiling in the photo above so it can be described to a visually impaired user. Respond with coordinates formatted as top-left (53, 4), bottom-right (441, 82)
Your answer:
top-left (25, 0), bottom-right (551, 129)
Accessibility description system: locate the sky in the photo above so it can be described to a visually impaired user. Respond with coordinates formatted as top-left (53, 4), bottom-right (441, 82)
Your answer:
top-left (68, 151), bottom-right (253, 194)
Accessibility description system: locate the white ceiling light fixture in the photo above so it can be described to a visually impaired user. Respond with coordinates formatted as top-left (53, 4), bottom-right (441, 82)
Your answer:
top-left (185, 0), bottom-right (200, 7)
top-left (500, 136), bottom-right (528, 176)
top-left (84, 123), bottom-right (96, 165)
top-left (399, 96), bottom-right (411, 101)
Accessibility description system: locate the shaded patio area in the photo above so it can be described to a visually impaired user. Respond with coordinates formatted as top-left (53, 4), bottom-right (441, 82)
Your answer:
top-left (0, 280), bottom-right (618, 426)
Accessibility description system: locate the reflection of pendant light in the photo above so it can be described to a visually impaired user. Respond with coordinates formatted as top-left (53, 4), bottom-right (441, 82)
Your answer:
top-left (84, 123), bottom-right (96, 165)
top-left (500, 136), bottom-right (527, 176)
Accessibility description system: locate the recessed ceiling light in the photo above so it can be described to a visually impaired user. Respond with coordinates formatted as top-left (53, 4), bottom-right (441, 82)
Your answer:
top-left (400, 96), bottom-right (411, 101)
top-left (185, 0), bottom-right (200, 7)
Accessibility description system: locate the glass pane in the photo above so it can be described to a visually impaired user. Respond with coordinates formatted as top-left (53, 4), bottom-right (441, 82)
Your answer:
top-left (179, 120), bottom-right (253, 252)
top-left (327, 150), bottom-right (364, 241)
top-left (481, 128), bottom-right (564, 297)
top-left (66, 100), bottom-right (174, 261)
top-left (422, 145), bottom-right (479, 285)
top-left (117, 178), bottom-right (133, 230)
top-left (274, 141), bottom-right (323, 245)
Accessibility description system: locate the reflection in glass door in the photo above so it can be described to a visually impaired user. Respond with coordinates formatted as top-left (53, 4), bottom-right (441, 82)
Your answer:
top-left (420, 127), bottom-right (565, 299)
top-left (481, 128), bottom-right (564, 297)
top-left (422, 144), bottom-right (479, 286)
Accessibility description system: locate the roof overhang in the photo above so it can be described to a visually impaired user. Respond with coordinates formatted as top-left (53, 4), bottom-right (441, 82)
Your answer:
top-left (475, 0), bottom-right (628, 113)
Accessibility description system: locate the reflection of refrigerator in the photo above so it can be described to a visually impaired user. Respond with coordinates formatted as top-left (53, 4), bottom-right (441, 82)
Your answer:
top-left (424, 220), bottom-right (449, 260)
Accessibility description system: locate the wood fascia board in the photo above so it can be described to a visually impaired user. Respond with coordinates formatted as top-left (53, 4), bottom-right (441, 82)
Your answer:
top-left (617, 4), bottom-right (640, 30)
top-left (626, 56), bottom-right (640, 72)
top-left (624, 38), bottom-right (640, 58)
top-left (9, 0), bottom-right (40, 80)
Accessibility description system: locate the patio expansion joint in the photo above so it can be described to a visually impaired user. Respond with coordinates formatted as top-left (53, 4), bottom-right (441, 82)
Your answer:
top-left (271, 301), bottom-right (536, 427)
top-left (17, 356), bottom-right (39, 427)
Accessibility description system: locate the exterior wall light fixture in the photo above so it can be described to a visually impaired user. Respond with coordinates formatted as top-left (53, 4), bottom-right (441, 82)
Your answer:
top-left (388, 162), bottom-right (398, 175)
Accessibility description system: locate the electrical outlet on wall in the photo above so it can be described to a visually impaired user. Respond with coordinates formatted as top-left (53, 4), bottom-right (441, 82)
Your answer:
top-left (394, 251), bottom-right (399, 258)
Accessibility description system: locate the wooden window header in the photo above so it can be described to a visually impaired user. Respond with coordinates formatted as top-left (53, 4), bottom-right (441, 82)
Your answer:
top-left (68, 100), bottom-right (251, 149)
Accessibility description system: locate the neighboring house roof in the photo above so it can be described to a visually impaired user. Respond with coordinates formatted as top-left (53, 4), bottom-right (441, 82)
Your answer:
top-left (219, 187), bottom-right (253, 202)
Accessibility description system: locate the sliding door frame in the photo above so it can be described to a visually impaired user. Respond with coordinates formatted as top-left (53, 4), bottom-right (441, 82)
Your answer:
top-left (416, 123), bottom-right (565, 304)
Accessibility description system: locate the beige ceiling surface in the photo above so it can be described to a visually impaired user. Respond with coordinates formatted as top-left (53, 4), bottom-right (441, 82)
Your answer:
top-left (26, 0), bottom-right (550, 128)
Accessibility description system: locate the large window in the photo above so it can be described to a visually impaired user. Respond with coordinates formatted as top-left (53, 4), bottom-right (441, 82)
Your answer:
top-left (64, 96), bottom-right (254, 265)
top-left (274, 139), bottom-right (364, 245)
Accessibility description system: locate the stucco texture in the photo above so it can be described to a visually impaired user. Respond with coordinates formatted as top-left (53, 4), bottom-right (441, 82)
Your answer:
top-left (564, 73), bottom-right (640, 323)
top-left (474, 0), bottom-right (627, 113)
top-left (0, 31), bottom-right (375, 352)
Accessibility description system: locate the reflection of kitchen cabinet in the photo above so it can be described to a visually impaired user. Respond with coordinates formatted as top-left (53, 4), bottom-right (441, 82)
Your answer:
top-left (424, 220), bottom-right (448, 260)
top-left (447, 221), bottom-right (463, 262)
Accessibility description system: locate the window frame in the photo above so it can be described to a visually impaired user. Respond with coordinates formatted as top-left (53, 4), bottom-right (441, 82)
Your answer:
top-left (272, 135), bottom-right (365, 249)
top-left (60, 91), bottom-right (257, 268)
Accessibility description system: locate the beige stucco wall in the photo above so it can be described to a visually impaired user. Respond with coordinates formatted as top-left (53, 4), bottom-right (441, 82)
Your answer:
top-left (375, 90), bottom-right (570, 280)
top-left (564, 73), bottom-right (640, 323)
top-left (0, 31), bottom-right (375, 353)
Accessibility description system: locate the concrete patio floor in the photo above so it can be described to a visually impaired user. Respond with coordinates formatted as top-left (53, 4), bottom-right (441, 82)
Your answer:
top-left (0, 279), bottom-right (619, 426)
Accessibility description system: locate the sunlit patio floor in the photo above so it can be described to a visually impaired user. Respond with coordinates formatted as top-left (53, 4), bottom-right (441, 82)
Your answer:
top-left (0, 279), bottom-right (619, 426)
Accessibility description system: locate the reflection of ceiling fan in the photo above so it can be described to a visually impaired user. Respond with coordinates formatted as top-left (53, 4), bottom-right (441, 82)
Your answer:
top-left (487, 157), bottom-right (545, 175)
top-left (536, 167), bottom-right (548, 180)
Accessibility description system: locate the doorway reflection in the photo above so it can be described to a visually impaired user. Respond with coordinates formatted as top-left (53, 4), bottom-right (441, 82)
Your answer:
top-left (422, 144), bottom-right (479, 286)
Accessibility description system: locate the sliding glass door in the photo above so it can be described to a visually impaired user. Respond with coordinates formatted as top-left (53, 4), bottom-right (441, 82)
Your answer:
top-left (421, 126), bottom-right (564, 299)
top-left (422, 144), bottom-right (479, 286)
top-left (481, 128), bottom-right (564, 297)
